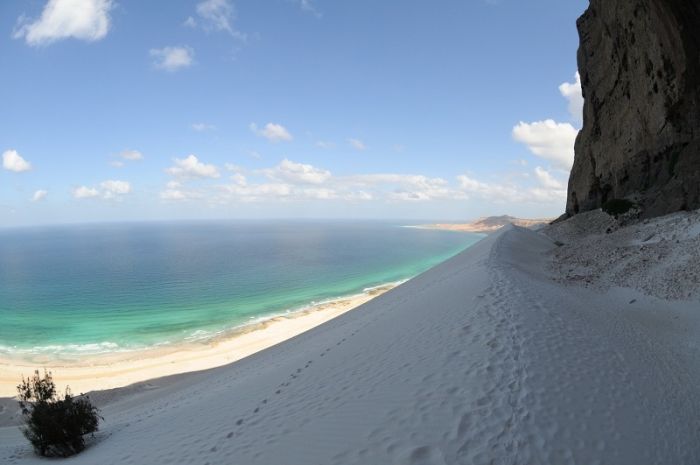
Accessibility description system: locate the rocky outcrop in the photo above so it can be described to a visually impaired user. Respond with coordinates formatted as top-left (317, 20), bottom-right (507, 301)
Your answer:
top-left (567, 0), bottom-right (700, 218)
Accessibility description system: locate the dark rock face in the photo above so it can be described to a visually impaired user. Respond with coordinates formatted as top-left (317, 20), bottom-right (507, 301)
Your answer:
top-left (567, 0), bottom-right (700, 218)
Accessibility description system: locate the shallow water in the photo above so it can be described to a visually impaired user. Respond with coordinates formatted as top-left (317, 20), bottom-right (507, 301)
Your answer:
top-left (0, 220), bottom-right (482, 355)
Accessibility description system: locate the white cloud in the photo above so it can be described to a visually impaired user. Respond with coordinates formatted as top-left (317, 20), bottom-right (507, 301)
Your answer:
top-left (150, 46), bottom-right (194, 72)
top-left (301, 187), bottom-right (337, 199)
top-left (162, 157), bottom-right (566, 207)
top-left (219, 182), bottom-right (367, 204)
top-left (214, 159), bottom-right (460, 204)
top-left (457, 174), bottom-right (522, 203)
top-left (250, 122), bottom-right (293, 142)
top-left (534, 166), bottom-right (564, 190)
top-left (457, 171), bottom-right (566, 205)
top-left (220, 182), bottom-right (293, 202)
top-left (348, 138), bottom-right (367, 151)
top-left (345, 174), bottom-right (459, 202)
top-left (2, 150), bottom-right (32, 172)
top-left (559, 72), bottom-right (584, 124)
top-left (527, 187), bottom-right (567, 203)
top-left (166, 155), bottom-right (220, 179)
top-left (73, 180), bottom-right (131, 200)
top-left (230, 173), bottom-right (247, 186)
top-left (191, 122), bottom-right (216, 132)
top-left (160, 189), bottom-right (187, 201)
top-left (224, 164), bottom-right (247, 185)
top-left (457, 174), bottom-right (488, 193)
top-left (183, 16), bottom-right (197, 28)
top-left (345, 191), bottom-right (373, 201)
top-left (346, 174), bottom-right (445, 189)
top-left (263, 158), bottom-right (331, 184)
top-left (513, 71), bottom-right (583, 172)
top-left (120, 149), bottom-right (143, 161)
top-left (512, 119), bottom-right (578, 170)
top-left (100, 179), bottom-right (131, 195)
top-left (110, 160), bottom-right (125, 168)
top-left (73, 186), bottom-right (100, 199)
top-left (32, 190), bottom-right (48, 202)
top-left (160, 187), bottom-right (203, 201)
top-left (193, 0), bottom-right (246, 40)
top-left (13, 0), bottom-right (113, 46)
top-left (159, 181), bottom-right (204, 201)
top-left (243, 183), bottom-right (291, 198)
top-left (315, 140), bottom-right (334, 149)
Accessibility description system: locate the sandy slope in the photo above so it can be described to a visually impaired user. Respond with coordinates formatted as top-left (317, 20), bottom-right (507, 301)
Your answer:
top-left (1, 226), bottom-right (699, 464)
top-left (545, 209), bottom-right (700, 300)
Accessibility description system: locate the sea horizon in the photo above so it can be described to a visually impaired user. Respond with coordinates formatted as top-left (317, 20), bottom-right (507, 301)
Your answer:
top-left (0, 220), bottom-right (483, 359)
top-left (0, 217), bottom-right (485, 232)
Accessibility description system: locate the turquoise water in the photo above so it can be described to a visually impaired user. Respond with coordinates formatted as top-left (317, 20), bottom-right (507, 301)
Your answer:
top-left (0, 221), bottom-right (482, 356)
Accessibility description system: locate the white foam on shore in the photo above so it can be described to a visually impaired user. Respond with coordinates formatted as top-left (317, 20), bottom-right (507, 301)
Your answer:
top-left (171, 278), bottom-right (409, 345)
top-left (0, 342), bottom-right (123, 356)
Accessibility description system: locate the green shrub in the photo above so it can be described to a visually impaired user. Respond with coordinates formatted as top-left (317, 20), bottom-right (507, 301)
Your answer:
top-left (602, 198), bottom-right (636, 217)
top-left (17, 370), bottom-right (101, 457)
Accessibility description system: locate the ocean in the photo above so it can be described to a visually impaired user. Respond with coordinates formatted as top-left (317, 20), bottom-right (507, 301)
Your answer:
top-left (0, 221), bottom-right (482, 357)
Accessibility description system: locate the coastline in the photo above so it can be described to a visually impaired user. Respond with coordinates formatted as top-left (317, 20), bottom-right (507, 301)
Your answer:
top-left (408, 217), bottom-right (553, 234)
top-left (2, 225), bottom-right (699, 463)
top-left (0, 282), bottom-right (399, 398)
top-left (403, 224), bottom-right (493, 233)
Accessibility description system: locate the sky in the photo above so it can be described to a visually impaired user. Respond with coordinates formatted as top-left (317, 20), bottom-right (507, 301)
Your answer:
top-left (0, 0), bottom-right (588, 227)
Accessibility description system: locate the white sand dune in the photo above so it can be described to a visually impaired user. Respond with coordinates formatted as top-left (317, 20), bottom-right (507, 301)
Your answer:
top-left (2, 225), bottom-right (699, 464)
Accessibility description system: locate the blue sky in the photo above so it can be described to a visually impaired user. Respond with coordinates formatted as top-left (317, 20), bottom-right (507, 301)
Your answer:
top-left (0, 0), bottom-right (588, 227)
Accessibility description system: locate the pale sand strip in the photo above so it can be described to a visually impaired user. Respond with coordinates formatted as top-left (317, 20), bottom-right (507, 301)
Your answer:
top-left (0, 284), bottom-right (396, 398)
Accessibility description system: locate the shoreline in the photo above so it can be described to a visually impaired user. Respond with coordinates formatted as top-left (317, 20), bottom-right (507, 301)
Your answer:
top-left (0, 282), bottom-right (399, 398)
top-left (408, 217), bottom-right (553, 234)
top-left (3, 225), bottom-right (698, 463)
top-left (403, 224), bottom-right (493, 234)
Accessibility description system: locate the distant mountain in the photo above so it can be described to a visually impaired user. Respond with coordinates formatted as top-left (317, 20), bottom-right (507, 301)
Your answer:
top-left (419, 215), bottom-right (552, 234)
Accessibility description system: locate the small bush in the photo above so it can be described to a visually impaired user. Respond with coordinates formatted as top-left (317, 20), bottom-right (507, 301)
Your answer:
top-left (602, 198), bottom-right (636, 217)
top-left (17, 370), bottom-right (101, 457)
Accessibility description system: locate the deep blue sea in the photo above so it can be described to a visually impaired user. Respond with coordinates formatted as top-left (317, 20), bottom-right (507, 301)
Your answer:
top-left (0, 221), bottom-right (482, 357)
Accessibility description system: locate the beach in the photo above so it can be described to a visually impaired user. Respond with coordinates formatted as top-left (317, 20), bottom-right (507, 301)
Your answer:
top-left (2, 222), bottom-right (699, 464)
top-left (0, 283), bottom-right (396, 398)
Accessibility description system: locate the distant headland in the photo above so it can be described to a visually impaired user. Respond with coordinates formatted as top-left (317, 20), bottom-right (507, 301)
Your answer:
top-left (415, 215), bottom-right (553, 234)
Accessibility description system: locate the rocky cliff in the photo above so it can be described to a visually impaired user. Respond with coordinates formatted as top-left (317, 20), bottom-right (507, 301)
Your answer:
top-left (567, 0), bottom-right (700, 218)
